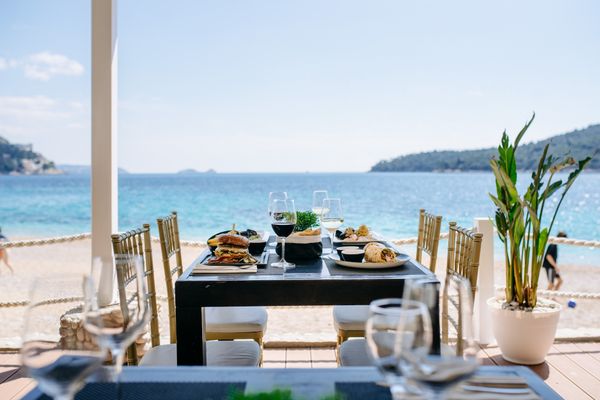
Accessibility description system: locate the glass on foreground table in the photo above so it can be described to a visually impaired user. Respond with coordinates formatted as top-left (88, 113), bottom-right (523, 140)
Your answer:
top-left (399, 276), bottom-right (479, 397)
top-left (84, 255), bottom-right (150, 379)
top-left (21, 274), bottom-right (106, 400)
top-left (365, 298), bottom-right (432, 400)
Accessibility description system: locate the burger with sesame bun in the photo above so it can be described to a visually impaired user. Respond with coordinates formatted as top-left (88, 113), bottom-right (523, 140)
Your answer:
top-left (208, 234), bottom-right (257, 264)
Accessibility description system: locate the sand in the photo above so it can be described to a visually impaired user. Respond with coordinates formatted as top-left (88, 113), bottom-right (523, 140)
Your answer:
top-left (1, 238), bottom-right (598, 349)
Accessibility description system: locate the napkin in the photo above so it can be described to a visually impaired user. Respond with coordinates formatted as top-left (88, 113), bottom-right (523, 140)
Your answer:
top-left (192, 264), bottom-right (257, 274)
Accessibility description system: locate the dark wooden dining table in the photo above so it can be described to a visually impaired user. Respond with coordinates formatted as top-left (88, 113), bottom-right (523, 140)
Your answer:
top-left (175, 236), bottom-right (440, 365)
top-left (21, 366), bottom-right (562, 399)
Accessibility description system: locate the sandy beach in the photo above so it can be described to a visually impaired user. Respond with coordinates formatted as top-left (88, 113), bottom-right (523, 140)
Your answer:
top-left (1, 238), bottom-right (599, 349)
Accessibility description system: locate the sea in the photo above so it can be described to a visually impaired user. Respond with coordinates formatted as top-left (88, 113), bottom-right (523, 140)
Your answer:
top-left (1, 172), bottom-right (599, 265)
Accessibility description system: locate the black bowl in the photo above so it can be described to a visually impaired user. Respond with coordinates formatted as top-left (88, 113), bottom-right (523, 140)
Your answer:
top-left (336, 246), bottom-right (359, 258)
top-left (249, 240), bottom-right (267, 256)
top-left (341, 249), bottom-right (365, 262)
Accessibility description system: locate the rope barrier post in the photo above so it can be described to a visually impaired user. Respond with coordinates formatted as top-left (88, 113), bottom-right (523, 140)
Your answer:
top-left (474, 218), bottom-right (494, 345)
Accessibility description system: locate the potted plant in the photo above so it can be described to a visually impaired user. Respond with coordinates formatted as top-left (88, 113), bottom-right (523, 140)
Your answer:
top-left (487, 114), bottom-right (591, 364)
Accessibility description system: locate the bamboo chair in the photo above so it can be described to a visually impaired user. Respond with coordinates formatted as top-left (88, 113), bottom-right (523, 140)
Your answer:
top-left (442, 222), bottom-right (482, 356)
top-left (157, 211), bottom-right (266, 345)
top-left (111, 225), bottom-right (159, 366)
top-left (334, 209), bottom-right (443, 345)
top-left (112, 224), bottom-right (260, 367)
top-left (416, 208), bottom-right (443, 274)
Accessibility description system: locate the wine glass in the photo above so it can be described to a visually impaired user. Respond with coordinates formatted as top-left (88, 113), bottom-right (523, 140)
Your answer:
top-left (312, 190), bottom-right (329, 219)
top-left (21, 274), bottom-right (107, 400)
top-left (399, 276), bottom-right (478, 388)
top-left (321, 198), bottom-right (343, 252)
top-left (83, 255), bottom-right (150, 378)
top-left (366, 298), bottom-right (432, 399)
top-left (270, 198), bottom-right (297, 270)
top-left (268, 191), bottom-right (288, 217)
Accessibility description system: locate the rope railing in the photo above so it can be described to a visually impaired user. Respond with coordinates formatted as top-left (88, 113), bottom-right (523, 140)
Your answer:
top-left (1, 232), bottom-right (598, 310)
top-left (495, 286), bottom-right (600, 300)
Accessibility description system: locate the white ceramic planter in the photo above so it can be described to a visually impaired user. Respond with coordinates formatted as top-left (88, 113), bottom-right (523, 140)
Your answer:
top-left (487, 297), bottom-right (561, 365)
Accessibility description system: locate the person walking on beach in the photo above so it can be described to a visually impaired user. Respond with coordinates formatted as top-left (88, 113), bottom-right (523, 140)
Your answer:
top-left (0, 227), bottom-right (14, 274)
top-left (543, 231), bottom-right (567, 291)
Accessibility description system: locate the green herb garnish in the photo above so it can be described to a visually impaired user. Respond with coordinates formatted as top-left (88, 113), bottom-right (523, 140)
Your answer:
top-left (294, 211), bottom-right (318, 232)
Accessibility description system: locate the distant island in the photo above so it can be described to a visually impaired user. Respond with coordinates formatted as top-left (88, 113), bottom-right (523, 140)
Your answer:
top-left (0, 136), bottom-right (61, 175)
top-left (177, 168), bottom-right (217, 175)
top-left (371, 124), bottom-right (600, 172)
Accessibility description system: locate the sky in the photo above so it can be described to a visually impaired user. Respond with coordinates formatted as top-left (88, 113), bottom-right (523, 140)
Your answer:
top-left (0, 0), bottom-right (599, 173)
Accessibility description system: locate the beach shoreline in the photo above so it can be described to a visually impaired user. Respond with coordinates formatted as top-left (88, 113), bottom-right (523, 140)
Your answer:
top-left (1, 238), bottom-right (599, 348)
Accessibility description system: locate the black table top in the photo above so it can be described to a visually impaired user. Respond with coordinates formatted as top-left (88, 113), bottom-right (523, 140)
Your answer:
top-left (21, 366), bottom-right (562, 400)
top-left (179, 235), bottom-right (437, 283)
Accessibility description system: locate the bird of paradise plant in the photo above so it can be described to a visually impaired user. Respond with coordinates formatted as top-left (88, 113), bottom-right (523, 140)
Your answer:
top-left (490, 114), bottom-right (591, 309)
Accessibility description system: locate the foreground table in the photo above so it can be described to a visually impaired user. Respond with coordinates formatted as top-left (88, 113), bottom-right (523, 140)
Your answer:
top-left (21, 366), bottom-right (561, 399)
top-left (176, 236), bottom-right (440, 365)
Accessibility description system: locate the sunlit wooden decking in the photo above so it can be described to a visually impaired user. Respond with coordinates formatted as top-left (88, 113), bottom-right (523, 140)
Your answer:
top-left (2, 342), bottom-right (600, 399)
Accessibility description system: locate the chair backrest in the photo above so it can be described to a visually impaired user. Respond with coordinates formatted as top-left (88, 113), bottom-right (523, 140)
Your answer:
top-left (156, 211), bottom-right (183, 344)
top-left (416, 209), bottom-right (443, 273)
top-left (442, 222), bottom-right (482, 355)
top-left (111, 224), bottom-right (160, 365)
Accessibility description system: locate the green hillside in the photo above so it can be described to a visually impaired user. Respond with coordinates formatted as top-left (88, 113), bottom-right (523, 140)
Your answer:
top-left (371, 124), bottom-right (600, 172)
top-left (0, 136), bottom-right (59, 175)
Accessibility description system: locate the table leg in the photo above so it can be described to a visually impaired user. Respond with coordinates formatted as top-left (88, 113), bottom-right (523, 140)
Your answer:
top-left (176, 306), bottom-right (207, 365)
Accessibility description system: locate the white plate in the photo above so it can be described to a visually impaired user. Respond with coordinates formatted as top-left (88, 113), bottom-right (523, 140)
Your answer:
top-left (249, 230), bottom-right (269, 243)
top-left (328, 254), bottom-right (410, 269)
top-left (332, 231), bottom-right (385, 245)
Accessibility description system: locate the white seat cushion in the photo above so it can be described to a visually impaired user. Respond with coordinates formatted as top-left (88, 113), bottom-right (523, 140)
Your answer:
top-left (139, 341), bottom-right (261, 367)
top-left (339, 339), bottom-right (372, 367)
top-left (205, 307), bottom-right (267, 333)
top-left (333, 305), bottom-right (369, 332)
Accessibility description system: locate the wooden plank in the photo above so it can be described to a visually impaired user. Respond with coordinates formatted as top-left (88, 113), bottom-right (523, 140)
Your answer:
top-left (310, 347), bottom-right (337, 368)
top-left (481, 344), bottom-right (592, 400)
top-left (553, 343), bottom-right (600, 381)
top-left (0, 368), bottom-right (33, 400)
top-left (285, 349), bottom-right (311, 368)
top-left (546, 344), bottom-right (600, 398)
top-left (0, 353), bottom-right (22, 385)
top-left (263, 349), bottom-right (286, 362)
top-left (11, 380), bottom-right (36, 400)
top-left (575, 342), bottom-right (600, 363)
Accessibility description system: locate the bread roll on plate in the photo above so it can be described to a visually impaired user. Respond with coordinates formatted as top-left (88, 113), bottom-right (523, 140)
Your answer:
top-left (364, 242), bottom-right (396, 263)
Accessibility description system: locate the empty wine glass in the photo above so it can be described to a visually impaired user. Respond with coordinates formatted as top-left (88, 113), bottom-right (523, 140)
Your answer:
top-left (400, 276), bottom-right (478, 388)
top-left (312, 190), bottom-right (329, 218)
top-left (270, 198), bottom-right (297, 270)
top-left (21, 274), bottom-right (107, 400)
top-left (365, 298), bottom-right (432, 399)
top-left (321, 198), bottom-right (343, 252)
top-left (83, 255), bottom-right (150, 378)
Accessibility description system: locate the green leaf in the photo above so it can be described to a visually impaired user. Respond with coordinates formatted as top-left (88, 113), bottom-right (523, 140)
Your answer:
top-left (514, 112), bottom-right (535, 150)
top-left (537, 228), bottom-right (549, 257)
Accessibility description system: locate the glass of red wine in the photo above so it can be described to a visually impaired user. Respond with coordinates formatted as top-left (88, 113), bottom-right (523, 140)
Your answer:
top-left (270, 198), bottom-right (297, 270)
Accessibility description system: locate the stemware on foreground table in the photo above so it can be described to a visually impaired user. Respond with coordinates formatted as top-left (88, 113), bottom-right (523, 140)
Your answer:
top-left (399, 276), bottom-right (479, 394)
top-left (365, 298), bottom-right (432, 400)
top-left (270, 198), bottom-right (297, 270)
top-left (83, 255), bottom-right (150, 378)
top-left (21, 274), bottom-right (106, 400)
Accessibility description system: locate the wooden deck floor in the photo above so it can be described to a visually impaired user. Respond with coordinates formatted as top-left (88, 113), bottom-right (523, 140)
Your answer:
top-left (2, 343), bottom-right (600, 399)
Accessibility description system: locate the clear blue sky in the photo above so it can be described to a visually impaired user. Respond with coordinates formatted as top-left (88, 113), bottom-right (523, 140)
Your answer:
top-left (1, 0), bottom-right (599, 172)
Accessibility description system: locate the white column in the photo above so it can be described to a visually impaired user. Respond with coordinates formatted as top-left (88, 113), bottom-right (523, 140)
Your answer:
top-left (91, 0), bottom-right (118, 306)
top-left (474, 218), bottom-right (494, 345)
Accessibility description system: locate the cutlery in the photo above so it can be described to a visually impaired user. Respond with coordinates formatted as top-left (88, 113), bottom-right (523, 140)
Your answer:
top-left (461, 385), bottom-right (532, 395)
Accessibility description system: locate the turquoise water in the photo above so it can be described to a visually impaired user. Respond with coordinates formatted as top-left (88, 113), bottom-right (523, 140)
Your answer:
top-left (1, 172), bottom-right (599, 264)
